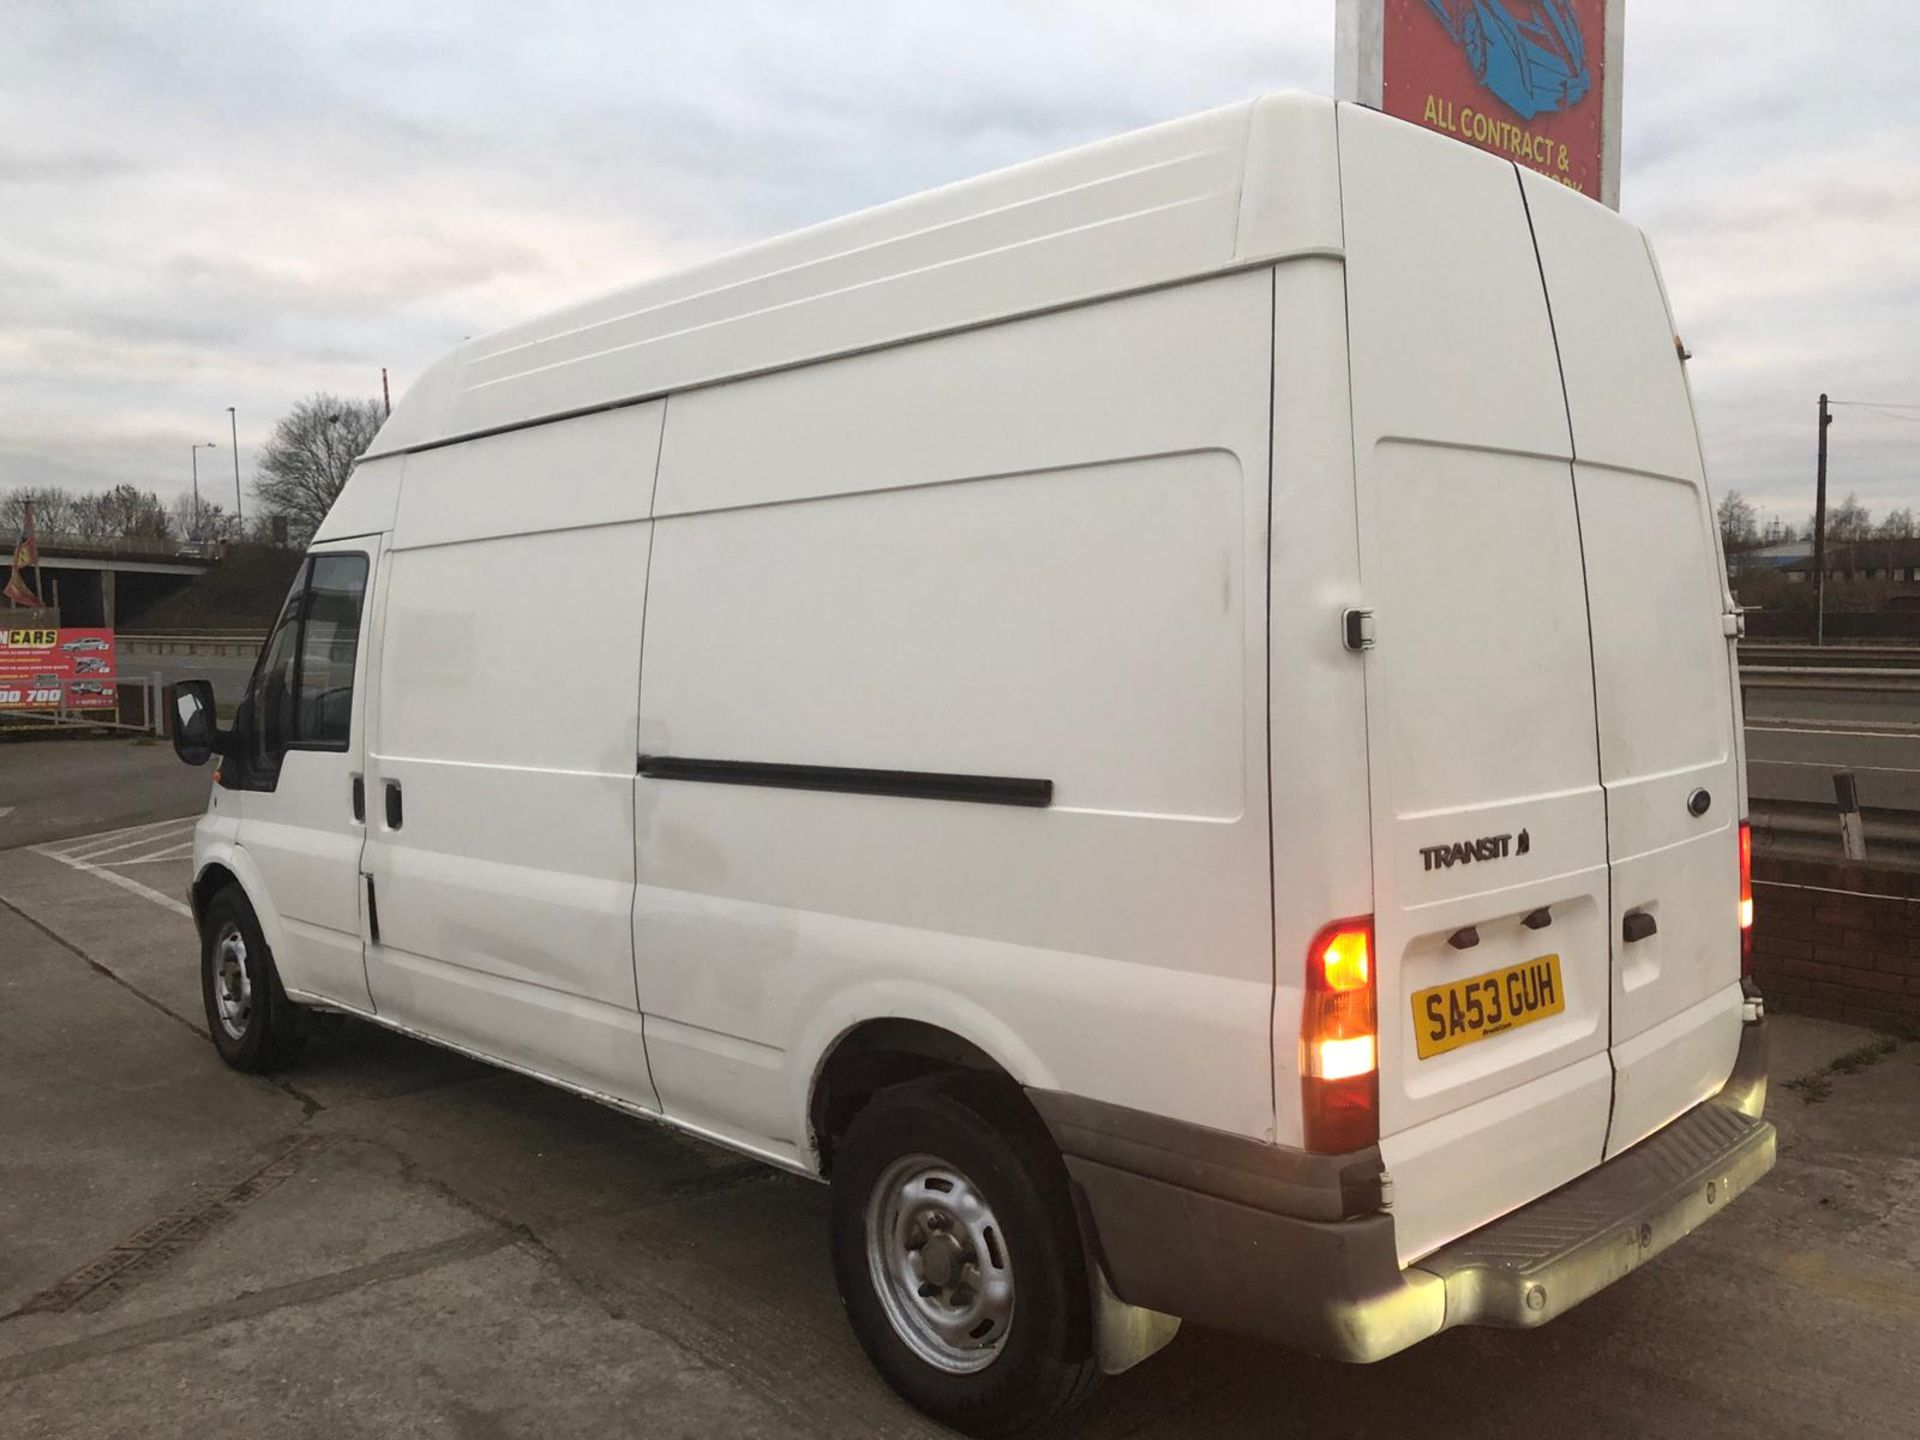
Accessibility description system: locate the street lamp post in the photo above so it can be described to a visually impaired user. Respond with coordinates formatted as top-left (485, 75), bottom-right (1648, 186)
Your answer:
top-left (227, 407), bottom-right (243, 527)
top-left (190, 441), bottom-right (219, 541)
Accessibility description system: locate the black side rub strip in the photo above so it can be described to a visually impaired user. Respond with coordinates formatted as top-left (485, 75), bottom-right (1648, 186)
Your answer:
top-left (637, 755), bottom-right (1052, 808)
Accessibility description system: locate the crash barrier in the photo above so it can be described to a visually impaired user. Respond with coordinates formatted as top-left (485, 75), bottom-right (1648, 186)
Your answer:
top-left (118, 632), bottom-right (266, 658)
top-left (1744, 611), bottom-right (1920, 642)
top-left (1740, 644), bottom-right (1920, 669)
top-left (1752, 853), bottom-right (1920, 1030)
top-left (1739, 665), bottom-right (1920, 695)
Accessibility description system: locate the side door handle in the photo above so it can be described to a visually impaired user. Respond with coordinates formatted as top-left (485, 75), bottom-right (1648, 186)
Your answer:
top-left (1623, 910), bottom-right (1657, 944)
top-left (384, 779), bottom-right (403, 831)
top-left (351, 775), bottom-right (365, 823)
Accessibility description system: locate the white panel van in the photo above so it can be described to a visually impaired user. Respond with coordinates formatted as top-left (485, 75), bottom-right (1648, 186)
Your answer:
top-left (167, 94), bottom-right (1773, 1436)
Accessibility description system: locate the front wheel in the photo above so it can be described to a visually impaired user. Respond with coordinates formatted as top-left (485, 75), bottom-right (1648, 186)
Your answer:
top-left (200, 886), bottom-right (305, 1072)
top-left (829, 1074), bottom-right (1100, 1436)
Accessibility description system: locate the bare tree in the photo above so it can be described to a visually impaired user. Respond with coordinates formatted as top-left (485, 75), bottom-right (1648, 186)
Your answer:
top-left (1878, 507), bottom-right (1916, 539)
top-left (1716, 489), bottom-right (1758, 551)
top-left (252, 394), bottom-right (384, 546)
top-left (0, 485), bottom-right (81, 537)
top-left (169, 492), bottom-right (232, 545)
top-left (1825, 492), bottom-right (1874, 544)
top-left (73, 484), bottom-right (173, 541)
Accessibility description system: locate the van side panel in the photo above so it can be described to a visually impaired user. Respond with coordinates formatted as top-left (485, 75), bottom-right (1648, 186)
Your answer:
top-left (1337, 105), bottom-right (1614, 1263)
top-left (360, 405), bottom-right (661, 1107)
top-left (1517, 172), bottom-right (1744, 1156)
top-left (635, 274), bottom-right (1276, 1157)
top-left (1266, 255), bottom-right (1375, 1147)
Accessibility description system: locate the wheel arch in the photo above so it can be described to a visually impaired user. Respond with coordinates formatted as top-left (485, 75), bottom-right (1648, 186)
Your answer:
top-left (188, 843), bottom-right (290, 966)
top-left (807, 1015), bottom-right (1052, 1178)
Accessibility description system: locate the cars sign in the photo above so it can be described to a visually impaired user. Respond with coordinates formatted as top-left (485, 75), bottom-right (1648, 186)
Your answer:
top-left (0, 627), bottom-right (118, 709)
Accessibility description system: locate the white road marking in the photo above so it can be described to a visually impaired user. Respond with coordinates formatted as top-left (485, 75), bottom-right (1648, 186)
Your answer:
top-left (30, 814), bottom-right (201, 918)
top-left (1747, 723), bottom-right (1920, 740)
top-left (120, 843), bottom-right (196, 864)
top-left (32, 843), bottom-right (192, 919)
top-left (61, 822), bottom-right (198, 864)
top-left (42, 814), bottom-right (198, 857)
top-left (0, 806), bottom-right (14, 820)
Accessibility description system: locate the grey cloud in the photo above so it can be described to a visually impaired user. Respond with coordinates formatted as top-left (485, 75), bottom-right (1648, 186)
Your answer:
top-left (0, 1), bottom-right (1913, 529)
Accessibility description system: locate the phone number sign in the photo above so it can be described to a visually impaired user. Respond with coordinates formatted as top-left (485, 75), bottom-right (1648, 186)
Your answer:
top-left (0, 628), bottom-right (118, 709)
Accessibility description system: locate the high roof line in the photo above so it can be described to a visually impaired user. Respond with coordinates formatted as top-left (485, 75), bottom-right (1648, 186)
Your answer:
top-left (364, 93), bottom-right (1350, 461)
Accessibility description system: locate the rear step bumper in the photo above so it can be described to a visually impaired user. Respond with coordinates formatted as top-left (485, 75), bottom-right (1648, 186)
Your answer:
top-left (1037, 1018), bottom-right (1774, 1362)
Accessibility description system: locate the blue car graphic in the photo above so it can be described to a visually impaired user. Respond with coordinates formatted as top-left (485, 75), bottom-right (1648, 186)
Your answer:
top-left (1424, 0), bottom-right (1592, 120)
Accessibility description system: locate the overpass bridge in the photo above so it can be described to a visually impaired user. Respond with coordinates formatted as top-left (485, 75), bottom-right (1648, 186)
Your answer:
top-left (3, 538), bottom-right (216, 628)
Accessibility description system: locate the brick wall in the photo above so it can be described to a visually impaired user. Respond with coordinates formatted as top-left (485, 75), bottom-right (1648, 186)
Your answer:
top-left (1752, 854), bottom-right (1920, 1029)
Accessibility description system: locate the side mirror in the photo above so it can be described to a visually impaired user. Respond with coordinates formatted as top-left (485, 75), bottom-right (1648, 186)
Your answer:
top-left (168, 679), bottom-right (222, 766)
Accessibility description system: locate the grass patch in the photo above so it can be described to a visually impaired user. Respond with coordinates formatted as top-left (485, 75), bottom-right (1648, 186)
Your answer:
top-left (1785, 1033), bottom-right (1908, 1103)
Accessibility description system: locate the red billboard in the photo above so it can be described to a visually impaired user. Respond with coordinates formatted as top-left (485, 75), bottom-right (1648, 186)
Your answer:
top-left (0, 628), bottom-right (119, 709)
top-left (1382, 0), bottom-right (1607, 199)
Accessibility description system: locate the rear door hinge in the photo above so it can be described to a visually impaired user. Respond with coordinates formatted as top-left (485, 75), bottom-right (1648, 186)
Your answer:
top-left (1342, 607), bottom-right (1376, 652)
top-left (1722, 607), bottom-right (1746, 639)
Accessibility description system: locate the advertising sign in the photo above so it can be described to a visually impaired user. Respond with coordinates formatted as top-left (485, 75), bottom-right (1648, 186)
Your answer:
top-left (0, 628), bottom-right (118, 709)
top-left (1338, 0), bottom-right (1622, 207)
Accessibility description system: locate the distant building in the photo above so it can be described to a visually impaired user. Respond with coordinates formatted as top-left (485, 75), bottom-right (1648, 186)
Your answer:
top-left (1781, 538), bottom-right (1920, 585)
top-left (1727, 539), bottom-right (1811, 575)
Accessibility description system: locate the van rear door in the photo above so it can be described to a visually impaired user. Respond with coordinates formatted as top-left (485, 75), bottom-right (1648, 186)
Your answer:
top-left (1518, 171), bottom-right (1745, 1157)
top-left (1337, 108), bottom-right (1614, 1263)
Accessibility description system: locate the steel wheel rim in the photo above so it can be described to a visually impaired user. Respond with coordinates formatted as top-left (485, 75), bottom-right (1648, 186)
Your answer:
top-left (865, 1153), bottom-right (1014, 1374)
top-left (212, 923), bottom-right (252, 1041)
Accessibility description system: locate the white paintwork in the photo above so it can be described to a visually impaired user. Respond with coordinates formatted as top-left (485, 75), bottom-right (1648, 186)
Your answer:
top-left (638, 273), bottom-right (1275, 1147)
top-left (359, 94), bottom-right (1341, 462)
top-left (1339, 105), bottom-right (1614, 1262)
top-left (232, 538), bottom-right (380, 1010)
top-left (313, 454), bottom-right (403, 544)
top-left (190, 93), bottom-right (1745, 1329)
top-left (1518, 170), bottom-right (1745, 1157)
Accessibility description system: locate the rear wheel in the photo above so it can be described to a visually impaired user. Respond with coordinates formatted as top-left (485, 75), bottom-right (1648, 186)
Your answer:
top-left (200, 886), bottom-right (305, 1072)
top-left (829, 1073), bottom-right (1099, 1436)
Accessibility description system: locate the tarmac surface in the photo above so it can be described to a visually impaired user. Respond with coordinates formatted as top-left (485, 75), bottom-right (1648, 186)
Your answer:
top-left (2, 763), bottom-right (1918, 1437)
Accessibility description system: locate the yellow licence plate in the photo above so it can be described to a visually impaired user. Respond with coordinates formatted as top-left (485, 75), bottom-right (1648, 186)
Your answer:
top-left (1412, 954), bottom-right (1566, 1059)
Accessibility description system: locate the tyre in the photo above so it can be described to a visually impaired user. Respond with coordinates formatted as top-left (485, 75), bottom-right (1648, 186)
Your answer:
top-left (829, 1073), bottom-right (1100, 1436)
top-left (200, 886), bottom-right (306, 1072)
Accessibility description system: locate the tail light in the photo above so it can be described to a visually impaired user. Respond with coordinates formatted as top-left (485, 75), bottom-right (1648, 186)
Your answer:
top-left (1739, 820), bottom-right (1753, 977)
top-left (1302, 918), bottom-right (1378, 1153)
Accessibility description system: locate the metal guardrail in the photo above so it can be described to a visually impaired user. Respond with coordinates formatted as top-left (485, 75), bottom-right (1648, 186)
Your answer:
top-left (1740, 665), bottom-right (1920, 693)
top-left (1739, 643), bottom-right (1920, 669)
top-left (1750, 798), bottom-right (1920, 865)
top-left (118, 633), bottom-right (266, 657)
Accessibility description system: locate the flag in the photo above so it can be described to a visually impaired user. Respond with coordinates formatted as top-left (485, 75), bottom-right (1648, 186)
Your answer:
top-left (4, 500), bottom-right (46, 608)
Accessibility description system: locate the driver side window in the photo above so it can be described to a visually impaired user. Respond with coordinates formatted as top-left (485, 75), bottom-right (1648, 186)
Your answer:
top-left (233, 552), bottom-right (369, 789)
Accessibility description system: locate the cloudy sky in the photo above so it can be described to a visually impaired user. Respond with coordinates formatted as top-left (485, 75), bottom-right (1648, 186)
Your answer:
top-left (3, 1), bottom-right (1916, 530)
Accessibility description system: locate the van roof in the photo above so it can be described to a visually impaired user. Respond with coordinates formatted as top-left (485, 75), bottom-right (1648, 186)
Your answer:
top-left (365, 92), bottom-right (1345, 459)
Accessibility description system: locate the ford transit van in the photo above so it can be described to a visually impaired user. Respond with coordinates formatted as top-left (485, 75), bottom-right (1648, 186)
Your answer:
top-left (167, 94), bottom-right (1772, 1435)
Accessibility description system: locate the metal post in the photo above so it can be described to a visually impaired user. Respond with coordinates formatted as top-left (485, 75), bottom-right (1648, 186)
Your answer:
top-left (1834, 771), bottom-right (1867, 861)
top-left (1814, 393), bottom-right (1832, 645)
top-left (191, 441), bottom-right (218, 542)
top-left (228, 406), bottom-right (243, 526)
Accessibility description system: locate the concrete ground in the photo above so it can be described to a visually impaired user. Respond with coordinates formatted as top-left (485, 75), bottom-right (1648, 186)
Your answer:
top-left (1, 824), bottom-right (1917, 1438)
top-left (0, 739), bottom-right (213, 850)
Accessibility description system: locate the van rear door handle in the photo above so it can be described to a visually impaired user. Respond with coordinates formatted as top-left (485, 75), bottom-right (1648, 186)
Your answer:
top-left (384, 780), bottom-right (403, 831)
top-left (1623, 911), bottom-right (1657, 943)
top-left (351, 775), bottom-right (365, 823)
